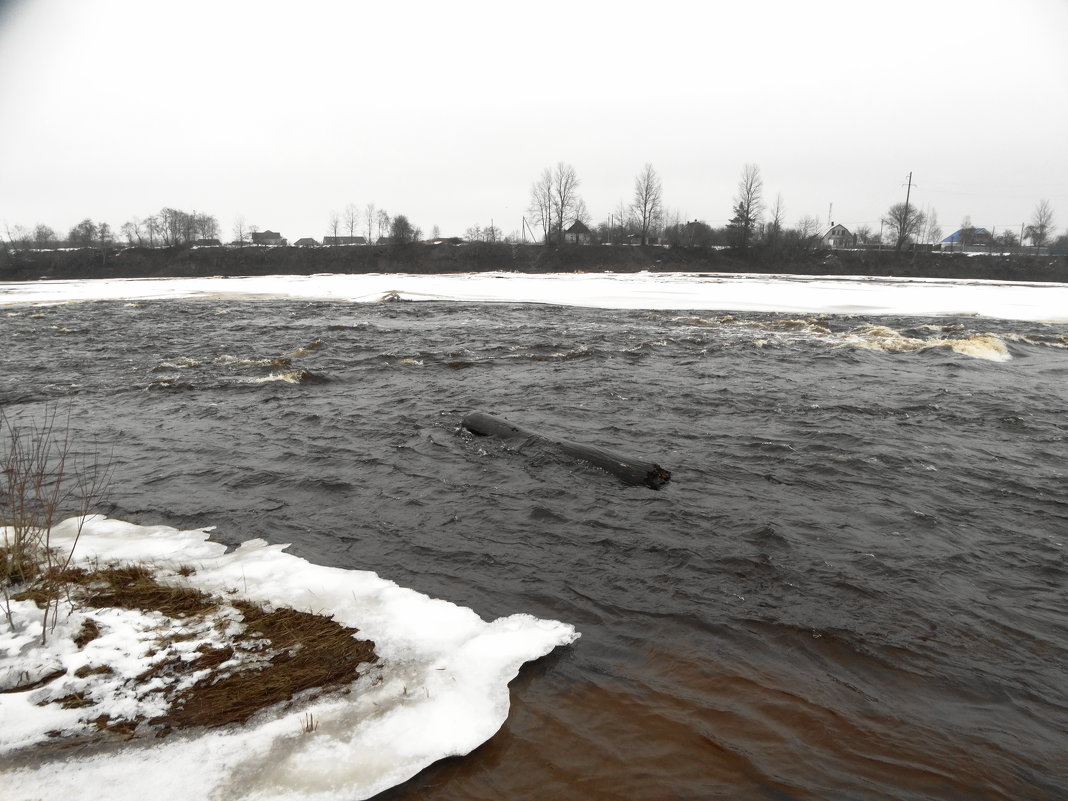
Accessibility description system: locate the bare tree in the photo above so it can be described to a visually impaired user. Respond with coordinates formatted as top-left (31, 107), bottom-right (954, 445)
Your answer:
top-left (660, 207), bottom-right (684, 245)
top-left (919, 207), bottom-right (942, 245)
top-left (1026, 199), bottom-right (1055, 252)
top-left (613, 198), bottom-right (630, 243)
top-left (727, 163), bottom-right (764, 253)
top-left (767, 193), bottom-right (786, 244)
top-left (143, 215), bottom-right (159, 247)
top-left (376, 209), bottom-right (391, 242)
top-left (33, 224), bottom-right (56, 248)
top-left (854, 224), bottom-right (876, 244)
top-left (573, 197), bottom-right (591, 226)
top-left (157, 208), bottom-right (183, 246)
top-left (882, 202), bottom-right (926, 251)
top-left (528, 163), bottom-right (584, 245)
top-left (631, 163), bottom-right (663, 246)
top-left (344, 203), bottom-right (359, 237)
top-left (121, 218), bottom-right (146, 246)
top-left (68, 219), bottom-right (98, 246)
top-left (194, 213), bottom-right (219, 241)
top-left (795, 215), bottom-right (822, 251)
top-left (4, 224), bottom-right (31, 248)
top-left (232, 215), bottom-right (247, 247)
top-left (550, 162), bottom-right (581, 243)
top-left (996, 229), bottom-right (1020, 249)
top-left (365, 203), bottom-right (376, 243)
top-left (328, 211), bottom-right (341, 240)
top-left (528, 168), bottom-right (553, 244)
top-left (182, 212), bottom-right (196, 243)
top-left (96, 222), bottom-right (113, 265)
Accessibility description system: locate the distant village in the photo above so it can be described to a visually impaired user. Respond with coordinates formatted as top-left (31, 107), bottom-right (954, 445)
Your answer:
top-left (3, 164), bottom-right (1063, 257)
top-left (241, 222), bottom-right (1047, 255)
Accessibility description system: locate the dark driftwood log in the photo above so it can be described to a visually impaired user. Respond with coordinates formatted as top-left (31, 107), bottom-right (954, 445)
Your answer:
top-left (462, 411), bottom-right (671, 490)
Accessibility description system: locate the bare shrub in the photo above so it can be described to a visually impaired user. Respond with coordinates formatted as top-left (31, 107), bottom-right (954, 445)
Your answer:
top-left (1, 405), bottom-right (112, 642)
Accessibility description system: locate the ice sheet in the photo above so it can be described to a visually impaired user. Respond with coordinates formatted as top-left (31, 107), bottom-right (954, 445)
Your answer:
top-left (2, 271), bottom-right (1066, 322)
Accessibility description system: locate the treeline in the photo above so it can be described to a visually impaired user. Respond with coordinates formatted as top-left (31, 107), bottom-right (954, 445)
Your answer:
top-left (525, 161), bottom-right (1066, 256)
top-left (4, 208), bottom-right (220, 250)
top-left (4, 163), bottom-right (1064, 257)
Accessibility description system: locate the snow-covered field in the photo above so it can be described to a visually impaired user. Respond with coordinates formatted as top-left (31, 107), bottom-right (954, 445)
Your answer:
top-left (2, 270), bottom-right (1067, 321)
top-left (1, 517), bottom-right (577, 801)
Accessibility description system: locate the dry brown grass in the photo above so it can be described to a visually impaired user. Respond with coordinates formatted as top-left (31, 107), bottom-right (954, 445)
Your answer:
top-left (21, 563), bottom-right (378, 742)
top-left (80, 564), bottom-right (218, 618)
top-left (158, 600), bottom-right (377, 729)
top-left (72, 618), bottom-right (101, 648)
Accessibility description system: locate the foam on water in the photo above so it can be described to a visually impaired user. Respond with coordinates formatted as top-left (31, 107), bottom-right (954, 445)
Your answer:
top-left (842, 325), bottom-right (1012, 361)
top-left (673, 315), bottom-right (1015, 360)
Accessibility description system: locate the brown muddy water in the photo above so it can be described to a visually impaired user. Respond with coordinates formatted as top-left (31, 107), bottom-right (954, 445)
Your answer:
top-left (2, 298), bottom-right (1066, 800)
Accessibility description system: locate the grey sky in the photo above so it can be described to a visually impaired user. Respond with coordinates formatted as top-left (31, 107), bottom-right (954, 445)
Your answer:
top-left (1, 0), bottom-right (1066, 244)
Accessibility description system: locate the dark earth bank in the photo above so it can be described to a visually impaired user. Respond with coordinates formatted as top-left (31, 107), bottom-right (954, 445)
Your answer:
top-left (3, 242), bottom-right (1067, 284)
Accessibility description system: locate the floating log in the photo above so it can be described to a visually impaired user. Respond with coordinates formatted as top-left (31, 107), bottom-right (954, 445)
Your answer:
top-left (461, 411), bottom-right (671, 490)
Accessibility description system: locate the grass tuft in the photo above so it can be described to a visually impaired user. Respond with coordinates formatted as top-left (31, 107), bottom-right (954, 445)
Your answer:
top-left (73, 618), bottom-right (101, 648)
top-left (80, 564), bottom-right (218, 618)
top-left (157, 600), bottom-right (377, 729)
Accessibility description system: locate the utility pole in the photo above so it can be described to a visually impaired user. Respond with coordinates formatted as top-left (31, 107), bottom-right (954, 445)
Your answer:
top-left (897, 172), bottom-right (913, 252)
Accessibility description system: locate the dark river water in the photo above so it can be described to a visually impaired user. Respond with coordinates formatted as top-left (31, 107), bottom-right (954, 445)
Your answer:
top-left (3, 296), bottom-right (1067, 800)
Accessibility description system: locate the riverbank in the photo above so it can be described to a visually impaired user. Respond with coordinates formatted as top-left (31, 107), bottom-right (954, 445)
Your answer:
top-left (1, 517), bottom-right (578, 801)
top-left (2, 242), bottom-right (1066, 284)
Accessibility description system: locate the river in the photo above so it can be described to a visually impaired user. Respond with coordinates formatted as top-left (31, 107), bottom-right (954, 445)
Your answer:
top-left (2, 273), bottom-right (1066, 799)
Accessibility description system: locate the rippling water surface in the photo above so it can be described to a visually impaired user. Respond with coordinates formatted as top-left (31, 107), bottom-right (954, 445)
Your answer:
top-left (3, 296), bottom-right (1067, 800)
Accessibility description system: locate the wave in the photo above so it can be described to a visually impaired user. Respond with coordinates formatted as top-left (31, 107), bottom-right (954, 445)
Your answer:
top-left (843, 325), bottom-right (1011, 361)
top-left (250, 369), bottom-right (328, 385)
top-left (673, 315), bottom-right (1015, 360)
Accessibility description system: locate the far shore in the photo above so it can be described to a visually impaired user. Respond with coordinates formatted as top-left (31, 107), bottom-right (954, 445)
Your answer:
top-left (2, 242), bottom-right (1066, 285)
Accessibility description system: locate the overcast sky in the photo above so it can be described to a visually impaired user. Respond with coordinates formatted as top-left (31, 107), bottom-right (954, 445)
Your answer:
top-left (1, 0), bottom-right (1066, 244)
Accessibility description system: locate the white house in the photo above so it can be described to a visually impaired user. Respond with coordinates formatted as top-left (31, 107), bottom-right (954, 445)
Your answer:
top-left (818, 222), bottom-right (853, 249)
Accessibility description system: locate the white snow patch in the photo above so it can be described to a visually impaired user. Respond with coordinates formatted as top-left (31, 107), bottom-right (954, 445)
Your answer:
top-left (0, 516), bottom-right (578, 801)
top-left (1, 271), bottom-right (1066, 322)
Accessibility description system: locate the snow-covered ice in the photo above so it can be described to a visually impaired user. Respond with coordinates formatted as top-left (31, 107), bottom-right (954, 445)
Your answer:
top-left (0, 517), bottom-right (579, 800)
top-left (1, 270), bottom-right (1066, 322)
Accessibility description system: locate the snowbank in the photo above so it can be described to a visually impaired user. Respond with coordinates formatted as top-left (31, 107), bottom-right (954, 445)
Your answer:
top-left (2, 270), bottom-right (1067, 321)
top-left (0, 517), bottom-right (579, 800)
